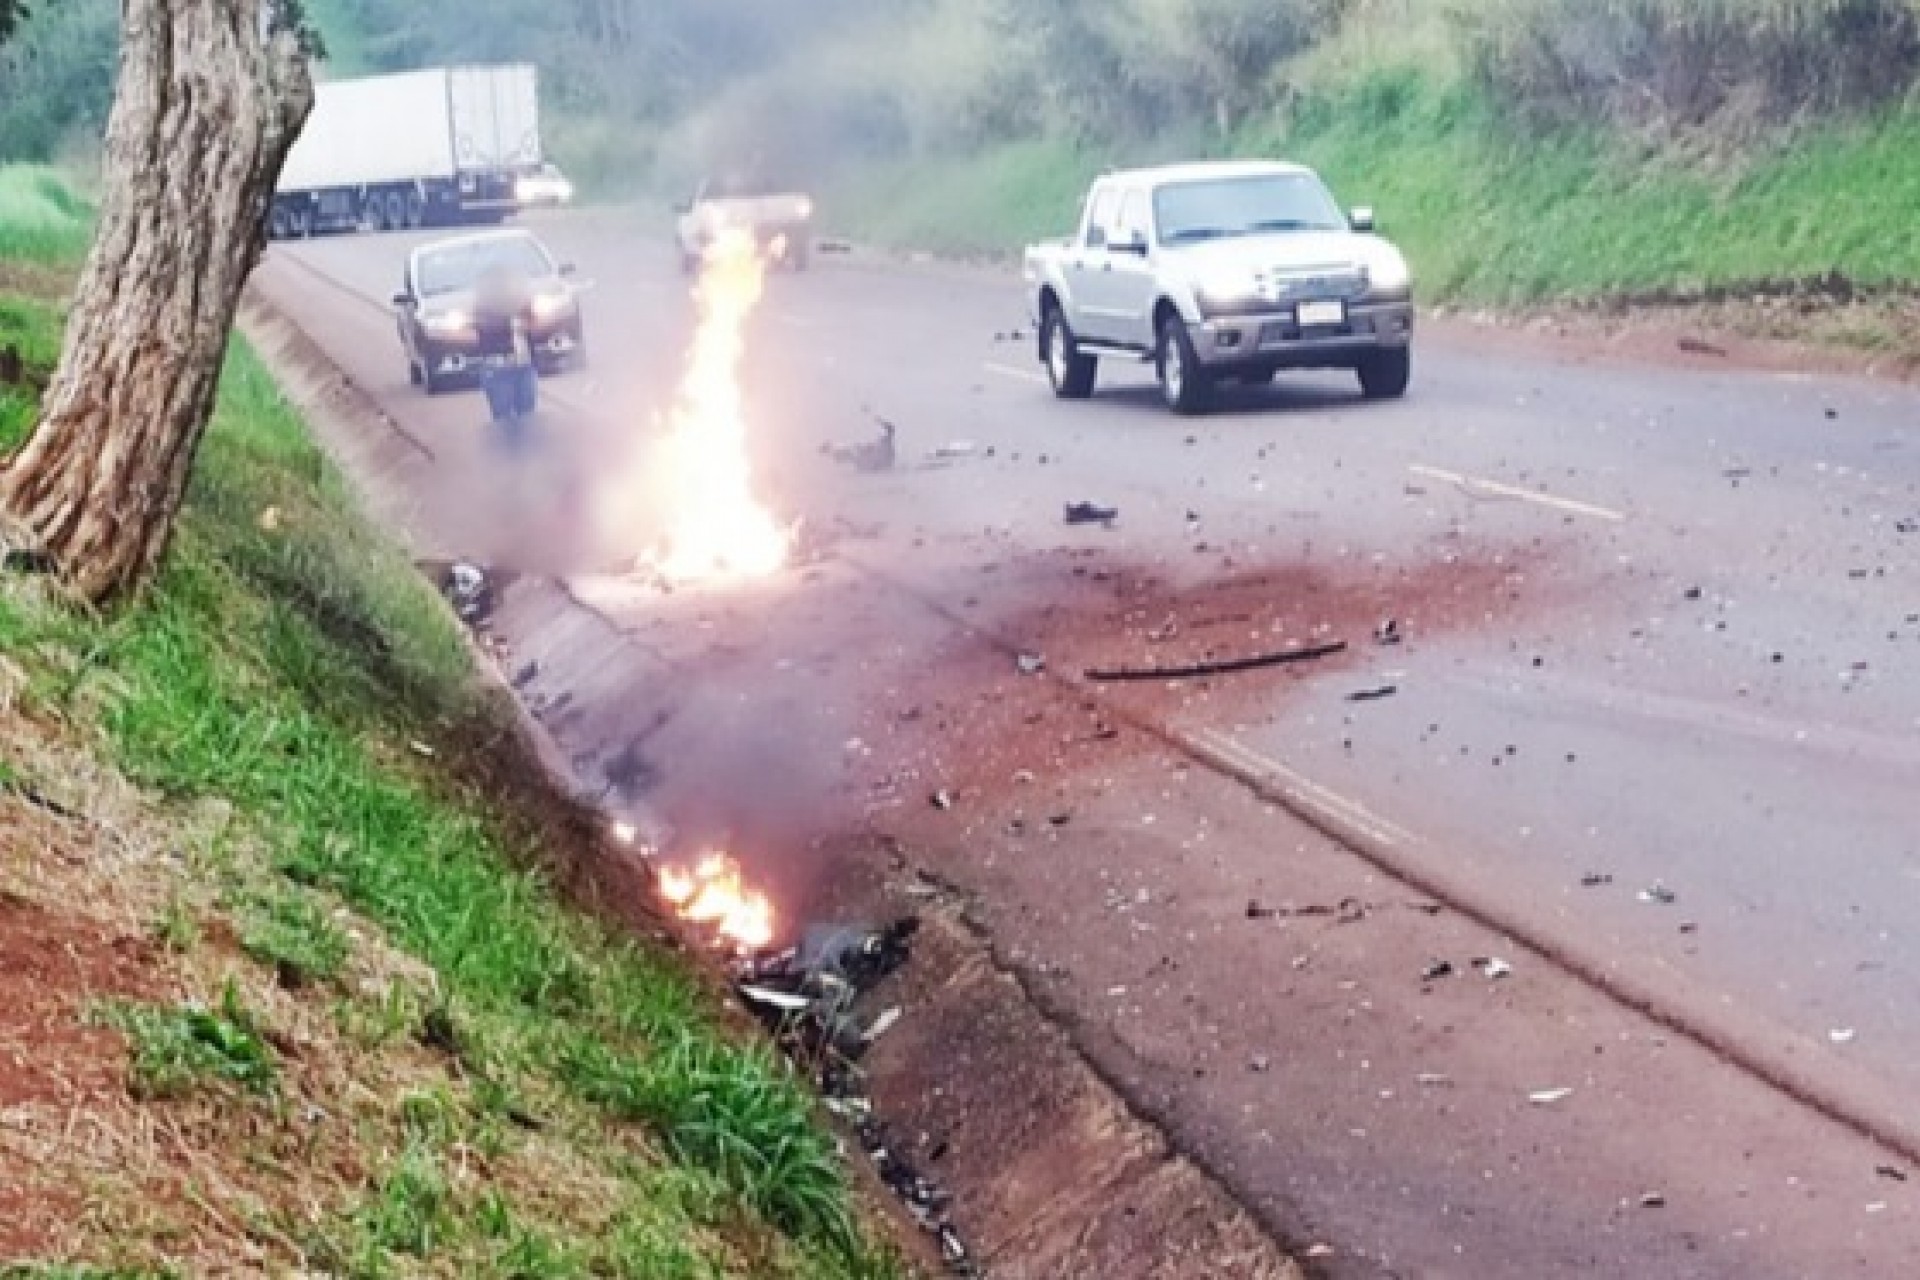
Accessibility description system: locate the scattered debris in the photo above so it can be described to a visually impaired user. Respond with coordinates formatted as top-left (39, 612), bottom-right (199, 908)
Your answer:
top-left (1016, 652), bottom-right (1047, 676)
top-left (1416, 1073), bottom-right (1453, 1087)
top-left (1683, 586), bottom-right (1703, 600)
top-left (1581, 873), bottom-right (1614, 888)
top-left (823, 414), bottom-right (897, 472)
top-left (1830, 1028), bottom-right (1858, 1045)
top-left (1347, 684), bottom-right (1399, 703)
top-left (440, 561), bottom-right (494, 626)
top-left (730, 919), bottom-right (972, 1272)
top-left (931, 441), bottom-right (979, 460)
top-left (930, 789), bottom-right (955, 811)
top-left (1638, 883), bottom-right (1677, 905)
top-left (1421, 960), bottom-right (1456, 981)
top-left (1374, 618), bottom-right (1403, 645)
top-left (1677, 336), bottom-right (1727, 357)
top-left (1877, 1165), bottom-right (1909, 1182)
top-left (1896, 517), bottom-right (1919, 535)
top-left (1064, 501), bottom-right (1119, 526)
top-left (992, 328), bottom-right (1027, 342)
top-left (1087, 639), bottom-right (1347, 683)
top-left (1472, 957), bottom-right (1514, 980)
top-left (1243, 897), bottom-right (1372, 924)
top-left (512, 660), bottom-right (540, 689)
top-left (1304, 1244), bottom-right (1336, 1260)
top-left (1249, 1053), bottom-right (1272, 1073)
top-left (1529, 1087), bottom-right (1574, 1105)
top-left (1640, 1192), bottom-right (1667, 1209)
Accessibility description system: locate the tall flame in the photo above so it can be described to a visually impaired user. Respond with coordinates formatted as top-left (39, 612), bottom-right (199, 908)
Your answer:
top-left (657, 851), bottom-right (776, 952)
top-left (647, 227), bottom-right (793, 585)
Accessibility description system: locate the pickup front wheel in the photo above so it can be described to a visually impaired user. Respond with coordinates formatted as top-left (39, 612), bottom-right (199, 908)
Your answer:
top-left (1156, 314), bottom-right (1213, 415)
top-left (1041, 306), bottom-right (1097, 400)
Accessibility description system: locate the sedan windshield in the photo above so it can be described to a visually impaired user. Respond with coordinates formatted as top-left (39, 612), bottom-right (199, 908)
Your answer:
top-left (1154, 174), bottom-right (1347, 246)
top-left (416, 236), bottom-right (553, 296)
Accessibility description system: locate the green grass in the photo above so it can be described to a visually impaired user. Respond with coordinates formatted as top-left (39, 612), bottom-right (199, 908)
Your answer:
top-left (0, 164), bottom-right (93, 265)
top-left (97, 982), bottom-right (279, 1100)
top-left (0, 257), bottom-right (899, 1274)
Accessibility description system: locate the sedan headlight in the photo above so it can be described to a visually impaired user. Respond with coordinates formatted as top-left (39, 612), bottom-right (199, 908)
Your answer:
top-left (422, 308), bottom-right (472, 337)
top-left (530, 290), bottom-right (571, 321)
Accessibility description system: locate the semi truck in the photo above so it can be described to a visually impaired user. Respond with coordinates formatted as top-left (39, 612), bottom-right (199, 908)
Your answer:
top-left (267, 64), bottom-right (543, 239)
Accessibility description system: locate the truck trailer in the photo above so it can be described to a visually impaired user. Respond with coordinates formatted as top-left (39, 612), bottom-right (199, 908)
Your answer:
top-left (268, 64), bottom-right (542, 239)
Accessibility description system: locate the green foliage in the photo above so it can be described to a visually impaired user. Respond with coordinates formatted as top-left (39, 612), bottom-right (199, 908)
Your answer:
top-left (0, 164), bottom-right (92, 263)
top-left (0, 0), bottom-right (117, 162)
top-left (100, 982), bottom-right (278, 1099)
top-left (236, 885), bottom-right (351, 987)
top-left (1454, 0), bottom-right (1920, 134)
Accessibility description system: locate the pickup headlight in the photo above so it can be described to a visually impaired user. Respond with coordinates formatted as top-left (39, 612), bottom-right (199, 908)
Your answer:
top-left (1192, 267), bottom-right (1265, 316)
top-left (1365, 248), bottom-right (1412, 299)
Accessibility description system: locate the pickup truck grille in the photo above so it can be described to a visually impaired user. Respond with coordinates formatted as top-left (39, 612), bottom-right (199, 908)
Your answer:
top-left (1264, 266), bottom-right (1368, 301)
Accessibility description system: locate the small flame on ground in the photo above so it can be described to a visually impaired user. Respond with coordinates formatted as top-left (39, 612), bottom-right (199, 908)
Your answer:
top-left (645, 227), bottom-right (793, 586)
top-left (657, 851), bottom-right (775, 951)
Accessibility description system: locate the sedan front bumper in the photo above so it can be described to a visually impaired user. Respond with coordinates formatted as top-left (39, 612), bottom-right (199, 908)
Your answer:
top-left (1187, 299), bottom-right (1414, 369)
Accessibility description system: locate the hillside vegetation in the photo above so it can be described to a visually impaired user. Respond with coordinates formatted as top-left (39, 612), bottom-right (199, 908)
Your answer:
top-left (8, 0), bottom-right (1920, 310)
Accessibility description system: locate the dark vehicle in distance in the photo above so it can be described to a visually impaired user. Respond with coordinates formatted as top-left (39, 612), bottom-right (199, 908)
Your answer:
top-left (392, 228), bottom-right (585, 394)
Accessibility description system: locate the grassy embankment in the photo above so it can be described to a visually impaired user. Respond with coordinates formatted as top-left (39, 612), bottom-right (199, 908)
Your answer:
top-left (803, 2), bottom-right (1920, 346)
top-left (0, 170), bottom-right (903, 1277)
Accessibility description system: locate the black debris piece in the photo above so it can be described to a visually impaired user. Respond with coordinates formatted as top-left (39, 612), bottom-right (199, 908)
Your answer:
top-left (1683, 586), bottom-right (1703, 601)
top-left (1896, 517), bottom-right (1919, 535)
top-left (511, 660), bottom-right (541, 689)
top-left (1087, 639), bottom-right (1347, 683)
top-left (824, 415), bottom-right (897, 472)
top-left (1581, 873), bottom-right (1614, 888)
top-left (1348, 684), bottom-right (1399, 703)
top-left (1422, 960), bottom-right (1456, 981)
top-left (1375, 618), bottom-right (1403, 645)
top-left (1878, 1165), bottom-right (1909, 1182)
top-left (1064, 501), bottom-right (1119, 526)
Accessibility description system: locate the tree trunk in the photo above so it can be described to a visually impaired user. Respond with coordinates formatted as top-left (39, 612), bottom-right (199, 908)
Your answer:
top-left (0, 0), bottom-right (311, 605)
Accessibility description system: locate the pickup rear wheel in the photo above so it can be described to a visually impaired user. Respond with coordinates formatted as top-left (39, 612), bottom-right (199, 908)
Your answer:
top-left (1042, 306), bottom-right (1097, 400)
top-left (1156, 313), bottom-right (1214, 415)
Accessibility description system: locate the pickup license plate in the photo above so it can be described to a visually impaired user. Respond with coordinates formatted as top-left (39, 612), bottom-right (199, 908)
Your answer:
top-left (1297, 299), bottom-right (1345, 328)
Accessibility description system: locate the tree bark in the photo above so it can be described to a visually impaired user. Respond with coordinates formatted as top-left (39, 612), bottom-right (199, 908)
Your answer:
top-left (0, 0), bottom-right (311, 604)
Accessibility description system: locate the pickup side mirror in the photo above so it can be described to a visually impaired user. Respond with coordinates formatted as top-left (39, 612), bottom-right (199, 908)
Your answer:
top-left (1349, 206), bottom-right (1376, 233)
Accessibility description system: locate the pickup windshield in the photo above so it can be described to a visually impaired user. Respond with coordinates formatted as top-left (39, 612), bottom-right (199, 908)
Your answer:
top-left (416, 235), bottom-right (553, 296)
top-left (1154, 174), bottom-right (1347, 246)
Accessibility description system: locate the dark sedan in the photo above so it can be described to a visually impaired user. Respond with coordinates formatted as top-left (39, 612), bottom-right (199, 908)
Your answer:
top-left (392, 228), bottom-right (585, 394)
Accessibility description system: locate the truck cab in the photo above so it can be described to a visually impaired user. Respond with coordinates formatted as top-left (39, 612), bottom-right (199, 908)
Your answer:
top-left (1023, 161), bottom-right (1415, 414)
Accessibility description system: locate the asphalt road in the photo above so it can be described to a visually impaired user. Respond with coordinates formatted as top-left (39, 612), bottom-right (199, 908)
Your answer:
top-left (255, 209), bottom-right (1920, 1278)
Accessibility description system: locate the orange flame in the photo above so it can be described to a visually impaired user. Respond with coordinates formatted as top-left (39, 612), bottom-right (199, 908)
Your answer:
top-left (645, 227), bottom-right (793, 585)
top-left (656, 851), bottom-right (775, 951)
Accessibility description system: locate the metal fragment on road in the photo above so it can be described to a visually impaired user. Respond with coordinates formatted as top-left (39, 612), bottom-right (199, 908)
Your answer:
top-left (1529, 1087), bottom-right (1574, 1105)
top-left (1472, 957), bottom-right (1514, 980)
top-left (1348, 684), bottom-right (1399, 702)
top-left (1016, 652), bottom-right (1046, 675)
top-left (1421, 960), bottom-right (1455, 981)
top-left (1640, 1192), bottom-right (1667, 1208)
top-left (1830, 1028), bottom-right (1857, 1044)
top-left (1086, 639), bottom-right (1347, 683)
top-left (930, 789), bottom-right (954, 811)
top-left (1374, 618), bottom-right (1403, 645)
top-left (1064, 500), bottom-right (1119, 526)
top-left (1638, 884), bottom-right (1677, 905)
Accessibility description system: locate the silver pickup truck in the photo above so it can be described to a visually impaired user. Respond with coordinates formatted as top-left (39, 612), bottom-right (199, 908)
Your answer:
top-left (1023, 160), bottom-right (1414, 414)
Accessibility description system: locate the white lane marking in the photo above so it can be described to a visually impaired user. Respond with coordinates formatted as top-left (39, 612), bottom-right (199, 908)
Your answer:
top-left (1409, 463), bottom-right (1626, 523)
top-left (1193, 727), bottom-right (1415, 848)
top-left (984, 361), bottom-right (1049, 386)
